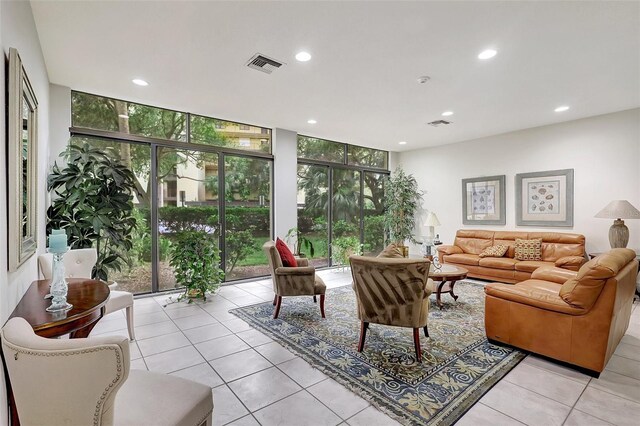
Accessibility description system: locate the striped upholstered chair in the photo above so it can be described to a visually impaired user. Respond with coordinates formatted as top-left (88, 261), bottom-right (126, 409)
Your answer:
top-left (349, 255), bottom-right (434, 362)
top-left (263, 241), bottom-right (327, 319)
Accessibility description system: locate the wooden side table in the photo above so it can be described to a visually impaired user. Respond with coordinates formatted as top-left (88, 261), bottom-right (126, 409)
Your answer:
top-left (430, 265), bottom-right (469, 309)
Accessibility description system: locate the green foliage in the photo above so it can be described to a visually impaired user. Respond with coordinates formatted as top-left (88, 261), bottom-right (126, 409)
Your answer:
top-left (363, 214), bottom-right (385, 253)
top-left (47, 144), bottom-right (140, 281)
top-left (170, 230), bottom-right (224, 302)
top-left (331, 236), bottom-right (363, 266)
top-left (383, 167), bottom-right (423, 245)
top-left (332, 220), bottom-right (358, 238)
top-left (225, 228), bottom-right (256, 274)
top-left (285, 227), bottom-right (315, 257)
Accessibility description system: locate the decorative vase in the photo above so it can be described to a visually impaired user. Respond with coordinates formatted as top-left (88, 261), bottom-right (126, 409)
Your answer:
top-left (46, 248), bottom-right (73, 312)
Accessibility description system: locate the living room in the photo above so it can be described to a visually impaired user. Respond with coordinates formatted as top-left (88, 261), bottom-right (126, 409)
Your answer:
top-left (1, 1), bottom-right (639, 425)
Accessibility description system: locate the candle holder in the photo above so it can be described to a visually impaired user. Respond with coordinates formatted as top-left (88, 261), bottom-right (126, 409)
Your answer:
top-left (46, 246), bottom-right (73, 312)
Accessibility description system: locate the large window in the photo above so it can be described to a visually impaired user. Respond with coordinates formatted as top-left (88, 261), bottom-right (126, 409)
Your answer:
top-left (69, 91), bottom-right (273, 294)
top-left (296, 136), bottom-right (388, 265)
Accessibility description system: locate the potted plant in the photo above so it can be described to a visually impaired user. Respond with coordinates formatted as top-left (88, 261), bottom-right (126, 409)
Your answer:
top-left (169, 230), bottom-right (224, 302)
top-left (331, 236), bottom-right (362, 269)
top-left (47, 144), bottom-right (140, 281)
top-left (383, 167), bottom-right (424, 257)
top-left (285, 227), bottom-right (315, 258)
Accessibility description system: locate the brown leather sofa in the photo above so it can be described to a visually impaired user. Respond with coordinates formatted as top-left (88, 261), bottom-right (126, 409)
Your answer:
top-left (484, 248), bottom-right (639, 375)
top-left (437, 230), bottom-right (586, 283)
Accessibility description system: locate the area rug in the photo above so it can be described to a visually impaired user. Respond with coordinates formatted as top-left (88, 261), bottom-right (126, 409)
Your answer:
top-left (230, 281), bottom-right (525, 425)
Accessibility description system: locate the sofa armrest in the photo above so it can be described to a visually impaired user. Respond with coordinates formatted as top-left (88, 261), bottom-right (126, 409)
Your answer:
top-left (275, 266), bottom-right (315, 276)
top-left (437, 245), bottom-right (463, 256)
top-left (531, 267), bottom-right (578, 284)
top-left (555, 256), bottom-right (586, 271)
top-left (485, 283), bottom-right (584, 315)
top-left (295, 257), bottom-right (309, 267)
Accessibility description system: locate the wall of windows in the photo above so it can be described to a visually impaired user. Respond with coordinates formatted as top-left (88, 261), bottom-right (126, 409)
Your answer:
top-left (70, 92), bottom-right (273, 294)
top-left (296, 135), bottom-right (389, 265)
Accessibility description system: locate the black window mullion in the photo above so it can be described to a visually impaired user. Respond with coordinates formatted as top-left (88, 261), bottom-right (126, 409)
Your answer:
top-left (151, 144), bottom-right (159, 293)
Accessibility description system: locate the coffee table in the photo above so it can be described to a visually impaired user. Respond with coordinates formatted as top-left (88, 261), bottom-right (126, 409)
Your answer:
top-left (430, 264), bottom-right (468, 309)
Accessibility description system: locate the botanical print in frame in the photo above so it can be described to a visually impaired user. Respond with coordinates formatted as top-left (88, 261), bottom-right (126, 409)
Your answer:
top-left (462, 175), bottom-right (506, 225)
top-left (516, 169), bottom-right (574, 227)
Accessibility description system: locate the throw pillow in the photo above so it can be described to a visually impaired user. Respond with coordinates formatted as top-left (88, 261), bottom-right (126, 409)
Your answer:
top-left (377, 243), bottom-right (404, 258)
top-left (514, 239), bottom-right (542, 261)
top-left (275, 238), bottom-right (297, 267)
top-left (479, 244), bottom-right (509, 258)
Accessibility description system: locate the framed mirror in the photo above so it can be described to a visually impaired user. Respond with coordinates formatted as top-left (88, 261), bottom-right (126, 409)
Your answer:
top-left (8, 47), bottom-right (38, 271)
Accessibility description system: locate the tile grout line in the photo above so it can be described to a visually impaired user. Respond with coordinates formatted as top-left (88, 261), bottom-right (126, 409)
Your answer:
top-left (560, 376), bottom-right (592, 426)
top-left (476, 402), bottom-right (527, 425)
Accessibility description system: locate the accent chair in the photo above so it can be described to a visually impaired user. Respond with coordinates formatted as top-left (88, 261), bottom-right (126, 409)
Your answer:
top-left (263, 241), bottom-right (327, 319)
top-left (1, 317), bottom-right (213, 425)
top-left (349, 255), bottom-right (434, 362)
top-left (38, 248), bottom-right (136, 340)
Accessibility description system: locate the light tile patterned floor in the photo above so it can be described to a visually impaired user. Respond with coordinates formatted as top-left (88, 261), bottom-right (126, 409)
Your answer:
top-left (93, 271), bottom-right (640, 426)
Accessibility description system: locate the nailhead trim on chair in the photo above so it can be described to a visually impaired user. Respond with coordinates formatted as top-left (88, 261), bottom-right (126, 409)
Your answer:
top-left (3, 342), bottom-right (123, 426)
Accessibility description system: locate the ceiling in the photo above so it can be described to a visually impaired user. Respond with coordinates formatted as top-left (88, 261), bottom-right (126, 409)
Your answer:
top-left (31, 1), bottom-right (640, 152)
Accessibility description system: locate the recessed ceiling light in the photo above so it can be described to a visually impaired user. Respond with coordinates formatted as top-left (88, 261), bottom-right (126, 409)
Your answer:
top-left (398, 141), bottom-right (407, 145)
top-left (118, 114), bottom-right (129, 119)
top-left (478, 49), bottom-right (497, 60)
top-left (442, 111), bottom-right (454, 117)
top-left (554, 105), bottom-right (570, 112)
top-left (132, 78), bottom-right (149, 86)
top-left (307, 119), bottom-right (317, 124)
top-left (296, 51), bottom-right (312, 62)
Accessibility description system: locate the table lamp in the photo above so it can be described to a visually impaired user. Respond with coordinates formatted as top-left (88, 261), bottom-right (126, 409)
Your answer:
top-left (595, 200), bottom-right (640, 248)
top-left (424, 212), bottom-right (441, 241)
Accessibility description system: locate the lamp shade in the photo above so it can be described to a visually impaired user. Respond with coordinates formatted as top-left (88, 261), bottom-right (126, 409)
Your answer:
top-left (595, 200), bottom-right (640, 219)
top-left (424, 212), bottom-right (441, 227)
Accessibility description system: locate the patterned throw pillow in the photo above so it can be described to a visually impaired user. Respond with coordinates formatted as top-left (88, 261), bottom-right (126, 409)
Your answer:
top-left (514, 239), bottom-right (542, 261)
top-left (377, 243), bottom-right (404, 258)
top-left (479, 244), bottom-right (509, 258)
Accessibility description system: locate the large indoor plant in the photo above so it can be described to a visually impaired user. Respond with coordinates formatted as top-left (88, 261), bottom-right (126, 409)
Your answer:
top-left (47, 144), bottom-right (140, 280)
top-left (169, 230), bottom-right (224, 302)
top-left (383, 167), bottom-right (424, 256)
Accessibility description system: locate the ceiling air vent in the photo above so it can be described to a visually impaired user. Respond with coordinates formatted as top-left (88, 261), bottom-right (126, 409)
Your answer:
top-left (428, 120), bottom-right (453, 127)
top-left (246, 53), bottom-right (284, 74)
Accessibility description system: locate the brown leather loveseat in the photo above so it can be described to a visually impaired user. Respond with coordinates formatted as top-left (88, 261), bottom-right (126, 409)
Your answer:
top-left (484, 248), bottom-right (639, 375)
top-left (437, 230), bottom-right (586, 283)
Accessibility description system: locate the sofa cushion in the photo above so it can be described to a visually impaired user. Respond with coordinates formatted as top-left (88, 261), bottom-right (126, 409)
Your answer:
top-left (559, 248), bottom-right (636, 310)
top-left (485, 281), bottom-right (583, 315)
top-left (514, 239), bottom-right (542, 261)
top-left (444, 253), bottom-right (480, 266)
top-left (479, 245), bottom-right (509, 258)
top-left (514, 260), bottom-right (554, 272)
top-left (479, 257), bottom-right (518, 270)
top-left (377, 243), bottom-right (404, 258)
top-left (529, 232), bottom-right (586, 261)
top-left (276, 238), bottom-right (297, 267)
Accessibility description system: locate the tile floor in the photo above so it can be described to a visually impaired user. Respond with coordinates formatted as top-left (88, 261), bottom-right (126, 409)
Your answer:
top-left (93, 270), bottom-right (640, 426)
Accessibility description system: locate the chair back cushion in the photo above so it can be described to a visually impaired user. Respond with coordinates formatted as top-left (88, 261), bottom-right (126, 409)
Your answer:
top-left (1, 317), bottom-right (129, 426)
top-left (38, 248), bottom-right (98, 280)
top-left (377, 243), bottom-right (404, 258)
top-left (560, 248), bottom-right (636, 310)
top-left (275, 238), bottom-right (297, 267)
top-left (349, 256), bottom-right (431, 328)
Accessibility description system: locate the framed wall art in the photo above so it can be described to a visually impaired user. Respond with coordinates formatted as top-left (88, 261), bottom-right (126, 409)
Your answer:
top-left (462, 175), bottom-right (506, 225)
top-left (8, 47), bottom-right (39, 271)
top-left (515, 169), bottom-right (573, 227)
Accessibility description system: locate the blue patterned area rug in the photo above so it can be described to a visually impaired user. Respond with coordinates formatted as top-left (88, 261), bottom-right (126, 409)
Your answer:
top-left (230, 281), bottom-right (525, 425)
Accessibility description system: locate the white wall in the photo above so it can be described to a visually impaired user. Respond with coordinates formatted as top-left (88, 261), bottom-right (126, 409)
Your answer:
top-left (399, 108), bottom-right (640, 255)
top-left (48, 83), bottom-right (71, 166)
top-left (273, 128), bottom-right (299, 238)
top-left (0, 1), bottom-right (51, 423)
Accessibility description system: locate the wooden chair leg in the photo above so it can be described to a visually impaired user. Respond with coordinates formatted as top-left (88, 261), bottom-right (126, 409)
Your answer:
top-left (357, 321), bottom-right (369, 352)
top-left (423, 325), bottom-right (429, 338)
top-left (273, 295), bottom-right (277, 306)
top-left (319, 294), bottom-right (326, 318)
top-left (313, 295), bottom-right (317, 303)
top-left (273, 296), bottom-right (282, 319)
top-left (413, 328), bottom-right (422, 363)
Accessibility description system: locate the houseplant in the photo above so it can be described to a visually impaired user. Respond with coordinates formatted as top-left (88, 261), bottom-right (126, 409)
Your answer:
top-left (383, 167), bottom-right (424, 256)
top-left (47, 144), bottom-right (140, 281)
top-left (169, 230), bottom-right (224, 302)
top-left (285, 227), bottom-right (315, 257)
top-left (331, 236), bottom-right (362, 268)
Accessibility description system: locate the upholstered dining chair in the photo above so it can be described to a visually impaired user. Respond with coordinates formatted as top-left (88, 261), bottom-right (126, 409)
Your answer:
top-left (263, 241), bottom-right (327, 319)
top-left (38, 248), bottom-right (136, 341)
top-left (349, 255), bottom-right (434, 362)
top-left (1, 317), bottom-right (213, 426)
